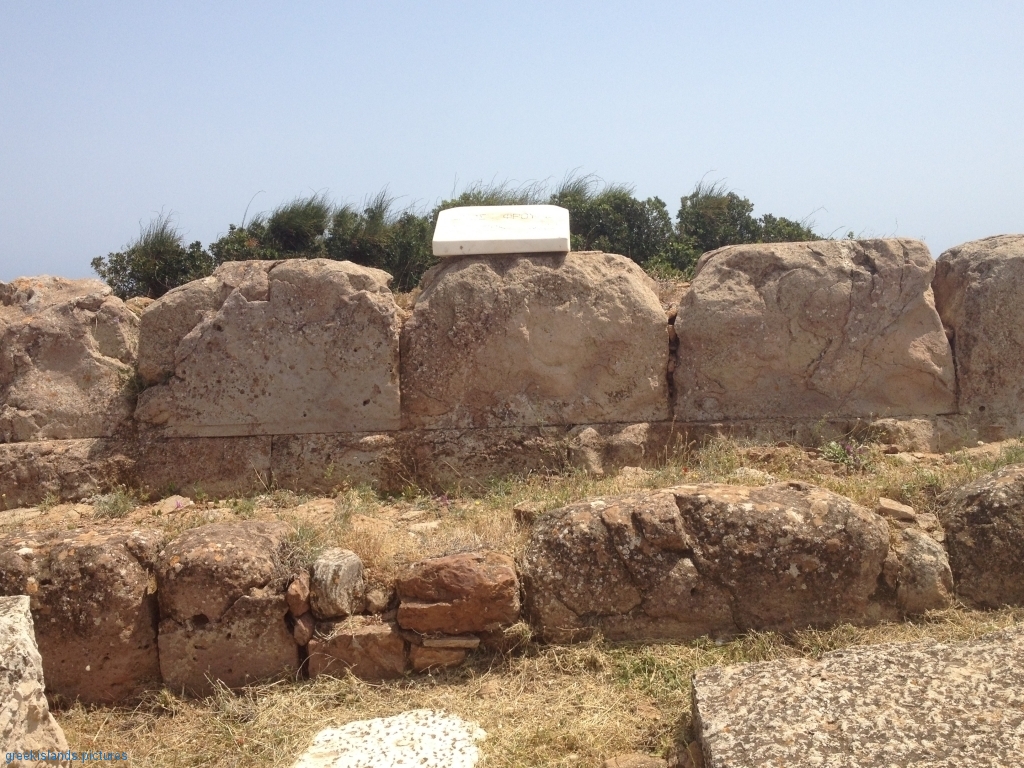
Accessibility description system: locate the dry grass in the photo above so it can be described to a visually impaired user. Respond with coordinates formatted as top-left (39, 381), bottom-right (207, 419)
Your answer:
top-left (7, 435), bottom-right (1023, 766)
top-left (57, 607), bottom-right (1023, 767)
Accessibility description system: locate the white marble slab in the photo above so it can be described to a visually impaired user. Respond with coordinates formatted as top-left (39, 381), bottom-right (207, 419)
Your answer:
top-left (291, 710), bottom-right (486, 768)
top-left (432, 205), bottom-right (570, 257)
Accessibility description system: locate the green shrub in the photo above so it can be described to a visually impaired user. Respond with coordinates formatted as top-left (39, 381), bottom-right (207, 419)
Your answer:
top-left (91, 214), bottom-right (215, 299)
top-left (550, 175), bottom-right (675, 266)
top-left (326, 192), bottom-right (435, 292)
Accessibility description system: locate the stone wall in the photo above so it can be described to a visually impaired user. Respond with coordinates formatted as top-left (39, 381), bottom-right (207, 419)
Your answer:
top-left (1, 235), bottom-right (1023, 502)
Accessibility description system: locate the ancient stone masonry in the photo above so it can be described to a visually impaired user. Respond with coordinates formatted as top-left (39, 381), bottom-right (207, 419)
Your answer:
top-left (0, 527), bottom-right (165, 704)
top-left (934, 234), bottom-right (1024, 439)
top-left (401, 251), bottom-right (669, 429)
top-left (135, 259), bottom-right (401, 437)
top-left (2, 235), bottom-right (1024, 502)
top-left (522, 482), bottom-right (952, 643)
top-left (1, 276), bottom-right (139, 443)
top-left (674, 238), bottom-right (956, 421)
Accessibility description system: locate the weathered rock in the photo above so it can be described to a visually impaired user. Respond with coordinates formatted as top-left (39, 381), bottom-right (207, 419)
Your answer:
top-left (0, 526), bottom-right (165, 704)
top-left (396, 551), bottom-right (520, 635)
top-left (692, 627), bottom-right (1024, 767)
top-left (888, 528), bottom-right (954, 615)
top-left (133, 434), bottom-right (272, 500)
top-left (291, 710), bottom-right (486, 768)
top-left (158, 590), bottom-right (298, 695)
top-left (0, 438), bottom-right (134, 507)
top-left (364, 587), bottom-right (392, 614)
top-left (136, 260), bottom-right (276, 385)
top-left (401, 251), bottom-right (669, 429)
top-left (1, 276), bottom-right (139, 442)
top-left (523, 483), bottom-right (949, 643)
top-left (409, 644), bottom-right (467, 672)
top-left (674, 239), bottom-right (956, 421)
top-left (286, 572), bottom-right (311, 617)
top-left (309, 549), bottom-right (365, 619)
top-left (270, 432), bottom-right (397, 494)
top-left (939, 464), bottom-right (1024, 607)
top-left (135, 259), bottom-right (401, 436)
top-left (292, 612), bottom-right (315, 646)
top-left (0, 595), bottom-right (67, 754)
top-left (306, 618), bottom-right (407, 680)
top-left (933, 235), bottom-right (1024, 423)
top-left (156, 520), bottom-right (292, 623)
top-left (876, 496), bottom-right (916, 521)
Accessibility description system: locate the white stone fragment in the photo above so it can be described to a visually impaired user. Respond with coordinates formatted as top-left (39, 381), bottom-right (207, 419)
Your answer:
top-left (292, 709), bottom-right (486, 768)
top-left (432, 205), bottom-right (570, 257)
top-left (1, 595), bottom-right (68, 754)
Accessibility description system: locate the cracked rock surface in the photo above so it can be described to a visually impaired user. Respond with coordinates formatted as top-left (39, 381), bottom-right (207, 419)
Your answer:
top-left (522, 482), bottom-right (951, 643)
top-left (692, 626), bottom-right (1024, 767)
top-left (135, 258), bottom-right (400, 436)
top-left (400, 251), bottom-right (669, 429)
top-left (1, 276), bottom-right (139, 442)
top-left (674, 238), bottom-right (955, 420)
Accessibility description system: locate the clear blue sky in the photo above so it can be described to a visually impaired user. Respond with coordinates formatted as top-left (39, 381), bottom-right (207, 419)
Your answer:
top-left (2, 1), bottom-right (1022, 281)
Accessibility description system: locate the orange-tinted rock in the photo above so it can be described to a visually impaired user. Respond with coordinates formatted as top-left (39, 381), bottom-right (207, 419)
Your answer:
top-left (286, 572), bottom-right (311, 617)
top-left (0, 526), bottom-right (165, 704)
top-left (409, 645), bottom-right (467, 673)
top-left (396, 551), bottom-right (520, 635)
top-left (307, 618), bottom-right (407, 681)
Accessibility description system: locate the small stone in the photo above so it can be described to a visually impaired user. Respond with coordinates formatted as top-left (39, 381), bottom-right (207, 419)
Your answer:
top-left (421, 634), bottom-right (481, 650)
top-left (309, 548), bottom-right (365, 619)
top-left (410, 645), bottom-right (467, 673)
top-left (286, 572), bottom-right (311, 617)
top-left (293, 612), bottom-right (315, 646)
top-left (364, 587), bottom-right (392, 614)
top-left (396, 551), bottom-right (520, 635)
top-left (155, 494), bottom-right (194, 514)
top-left (877, 497), bottom-right (917, 522)
top-left (513, 501), bottom-right (545, 526)
top-left (286, 573), bottom-right (309, 618)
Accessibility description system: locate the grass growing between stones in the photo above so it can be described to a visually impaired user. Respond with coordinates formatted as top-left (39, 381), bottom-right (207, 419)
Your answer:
top-left (57, 606), bottom-right (1024, 767)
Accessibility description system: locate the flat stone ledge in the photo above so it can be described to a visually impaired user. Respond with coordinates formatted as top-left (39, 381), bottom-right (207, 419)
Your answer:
top-left (692, 627), bottom-right (1024, 767)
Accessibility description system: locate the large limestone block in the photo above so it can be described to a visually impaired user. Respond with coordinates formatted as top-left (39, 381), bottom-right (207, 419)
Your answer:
top-left (135, 259), bottom-right (401, 436)
top-left (933, 234), bottom-right (1024, 420)
top-left (401, 251), bottom-right (669, 429)
top-left (523, 482), bottom-right (950, 643)
top-left (0, 276), bottom-right (139, 442)
top-left (0, 595), bottom-right (68, 754)
top-left (692, 627), bottom-right (1024, 767)
top-left (158, 591), bottom-right (298, 695)
top-left (939, 464), bottom-right (1024, 607)
top-left (0, 527), bottom-right (165, 704)
top-left (674, 239), bottom-right (956, 420)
